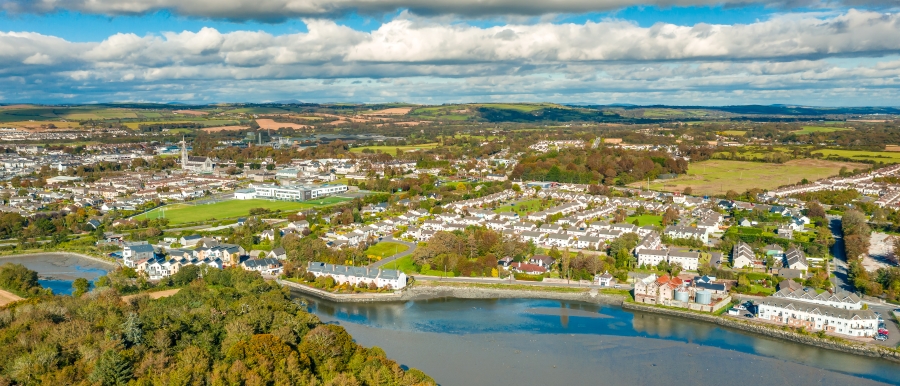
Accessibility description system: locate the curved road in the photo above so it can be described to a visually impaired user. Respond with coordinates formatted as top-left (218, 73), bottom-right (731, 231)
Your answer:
top-left (368, 237), bottom-right (417, 269)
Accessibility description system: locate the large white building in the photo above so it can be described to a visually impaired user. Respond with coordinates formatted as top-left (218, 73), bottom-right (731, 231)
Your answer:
top-left (756, 297), bottom-right (878, 337)
top-left (236, 183), bottom-right (348, 201)
top-left (307, 262), bottom-right (407, 289)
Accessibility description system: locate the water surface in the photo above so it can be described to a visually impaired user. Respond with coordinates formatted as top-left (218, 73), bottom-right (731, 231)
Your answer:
top-left (1, 254), bottom-right (112, 295)
top-left (297, 294), bottom-right (900, 386)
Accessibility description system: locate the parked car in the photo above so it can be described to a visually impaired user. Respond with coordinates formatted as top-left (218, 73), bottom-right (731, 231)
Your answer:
top-left (878, 328), bottom-right (889, 336)
top-left (875, 334), bottom-right (888, 342)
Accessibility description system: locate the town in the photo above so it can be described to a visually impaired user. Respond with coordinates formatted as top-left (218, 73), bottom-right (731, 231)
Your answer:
top-left (0, 102), bottom-right (899, 384)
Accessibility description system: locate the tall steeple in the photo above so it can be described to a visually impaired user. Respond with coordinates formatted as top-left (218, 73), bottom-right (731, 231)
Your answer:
top-left (181, 135), bottom-right (187, 169)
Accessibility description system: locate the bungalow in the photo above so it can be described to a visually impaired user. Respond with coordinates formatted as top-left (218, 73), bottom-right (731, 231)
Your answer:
top-left (509, 262), bottom-right (547, 275)
top-left (528, 255), bottom-right (556, 268)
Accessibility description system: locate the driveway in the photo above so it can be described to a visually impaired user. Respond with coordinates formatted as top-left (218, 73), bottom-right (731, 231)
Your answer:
top-left (368, 236), bottom-right (418, 269)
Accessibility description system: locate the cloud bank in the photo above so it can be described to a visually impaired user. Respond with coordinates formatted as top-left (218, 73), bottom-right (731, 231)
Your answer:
top-left (1, 10), bottom-right (900, 104)
top-left (2, 0), bottom-right (898, 21)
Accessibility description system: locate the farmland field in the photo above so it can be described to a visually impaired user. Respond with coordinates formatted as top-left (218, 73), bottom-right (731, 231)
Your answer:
top-left (637, 159), bottom-right (866, 196)
top-left (810, 149), bottom-right (900, 163)
top-left (721, 130), bottom-right (746, 136)
top-left (349, 143), bottom-right (439, 153)
top-left (133, 197), bottom-right (350, 225)
top-left (795, 126), bottom-right (851, 134)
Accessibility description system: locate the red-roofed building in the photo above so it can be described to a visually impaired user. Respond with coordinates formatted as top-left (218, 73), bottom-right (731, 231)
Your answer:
top-left (509, 262), bottom-right (547, 275)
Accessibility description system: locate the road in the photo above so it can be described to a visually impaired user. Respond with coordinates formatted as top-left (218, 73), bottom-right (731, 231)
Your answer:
top-left (413, 274), bottom-right (633, 290)
top-left (368, 237), bottom-right (418, 269)
top-left (828, 215), bottom-right (854, 292)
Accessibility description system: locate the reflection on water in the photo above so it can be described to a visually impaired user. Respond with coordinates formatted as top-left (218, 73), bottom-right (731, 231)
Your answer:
top-left (297, 292), bottom-right (900, 385)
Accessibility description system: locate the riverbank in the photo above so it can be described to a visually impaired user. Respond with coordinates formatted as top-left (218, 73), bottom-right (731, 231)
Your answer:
top-left (285, 279), bottom-right (900, 363)
top-left (281, 279), bottom-right (626, 304)
top-left (0, 252), bottom-right (118, 281)
top-left (0, 250), bottom-right (118, 267)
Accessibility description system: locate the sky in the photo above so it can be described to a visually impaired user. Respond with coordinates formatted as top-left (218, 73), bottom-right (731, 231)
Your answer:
top-left (1, 0), bottom-right (899, 106)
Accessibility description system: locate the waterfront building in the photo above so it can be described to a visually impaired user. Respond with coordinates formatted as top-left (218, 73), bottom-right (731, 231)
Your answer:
top-left (756, 297), bottom-right (878, 337)
top-left (307, 262), bottom-right (408, 289)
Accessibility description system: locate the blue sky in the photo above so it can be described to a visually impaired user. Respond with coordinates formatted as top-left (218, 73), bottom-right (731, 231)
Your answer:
top-left (0, 0), bottom-right (898, 105)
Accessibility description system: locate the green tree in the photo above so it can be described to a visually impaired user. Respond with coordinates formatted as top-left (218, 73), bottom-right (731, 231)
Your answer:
top-left (72, 277), bottom-right (90, 297)
top-left (122, 312), bottom-right (143, 347)
top-left (90, 350), bottom-right (133, 386)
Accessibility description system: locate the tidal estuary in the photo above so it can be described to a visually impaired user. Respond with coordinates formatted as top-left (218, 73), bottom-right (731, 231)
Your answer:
top-left (296, 293), bottom-right (900, 385)
top-left (0, 253), bottom-right (112, 295)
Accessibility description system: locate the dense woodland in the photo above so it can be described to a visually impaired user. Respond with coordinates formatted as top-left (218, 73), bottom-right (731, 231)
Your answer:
top-left (0, 268), bottom-right (435, 385)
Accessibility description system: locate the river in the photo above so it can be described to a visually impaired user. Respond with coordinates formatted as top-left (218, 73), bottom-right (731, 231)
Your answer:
top-left (295, 293), bottom-right (900, 386)
top-left (0, 253), bottom-right (113, 295)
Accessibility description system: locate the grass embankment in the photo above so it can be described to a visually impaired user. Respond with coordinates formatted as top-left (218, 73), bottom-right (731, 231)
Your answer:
top-left (414, 280), bottom-right (589, 293)
top-left (387, 255), bottom-right (457, 277)
top-left (365, 242), bottom-right (409, 259)
top-left (639, 159), bottom-right (864, 196)
top-left (133, 197), bottom-right (350, 225)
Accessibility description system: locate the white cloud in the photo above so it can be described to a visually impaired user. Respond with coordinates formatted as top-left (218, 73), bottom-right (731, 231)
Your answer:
top-left (2, 0), bottom-right (896, 21)
top-left (2, 10), bottom-right (900, 104)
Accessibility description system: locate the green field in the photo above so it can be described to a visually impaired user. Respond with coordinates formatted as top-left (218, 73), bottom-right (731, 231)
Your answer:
top-left (133, 198), bottom-right (349, 225)
top-left (494, 198), bottom-right (542, 217)
top-left (384, 255), bottom-right (418, 273)
top-left (811, 149), bottom-right (900, 163)
top-left (638, 159), bottom-right (865, 196)
top-left (349, 143), bottom-right (440, 154)
top-left (365, 242), bottom-right (409, 259)
top-left (625, 215), bottom-right (662, 226)
top-left (795, 126), bottom-right (851, 134)
top-left (721, 130), bottom-right (746, 136)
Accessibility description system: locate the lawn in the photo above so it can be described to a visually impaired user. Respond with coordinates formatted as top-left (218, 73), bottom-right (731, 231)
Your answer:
top-left (349, 143), bottom-right (440, 154)
top-left (625, 215), bottom-right (662, 226)
top-left (133, 198), bottom-right (349, 225)
top-left (795, 126), bottom-right (851, 134)
top-left (721, 130), bottom-right (747, 136)
top-left (636, 159), bottom-right (867, 196)
top-left (365, 242), bottom-right (410, 259)
top-left (494, 198), bottom-right (543, 217)
top-left (384, 255), bottom-right (418, 273)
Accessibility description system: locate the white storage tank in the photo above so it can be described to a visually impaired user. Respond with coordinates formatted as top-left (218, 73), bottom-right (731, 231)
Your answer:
top-left (674, 289), bottom-right (690, 302)
top-left (695, 290), bottom-right (712, 305)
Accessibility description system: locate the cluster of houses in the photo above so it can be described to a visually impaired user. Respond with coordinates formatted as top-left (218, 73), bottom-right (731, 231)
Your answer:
top-left (765, 163), bottom-right (900, 206)
top-left (731, 241), bottom-right (810, 277)
top-left (528, 140), bottom-right (585, 153)
top-left (121, 236), bottom-right (286, 280)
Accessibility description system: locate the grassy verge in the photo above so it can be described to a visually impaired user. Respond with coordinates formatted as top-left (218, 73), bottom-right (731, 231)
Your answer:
top-left (415, 280), bottom-right (589, 293)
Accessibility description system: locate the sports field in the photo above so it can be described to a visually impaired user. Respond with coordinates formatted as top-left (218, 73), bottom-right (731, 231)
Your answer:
top-left (349, 143), bottom-right (439, 153)
top-left (637, 159), bottom-right (866, 196)
top-left (133, 197), bottom-right (350, 224)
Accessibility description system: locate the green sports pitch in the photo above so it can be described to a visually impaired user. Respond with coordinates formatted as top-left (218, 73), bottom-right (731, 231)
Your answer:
top-left (133, 197), bottom-right (350, 225)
